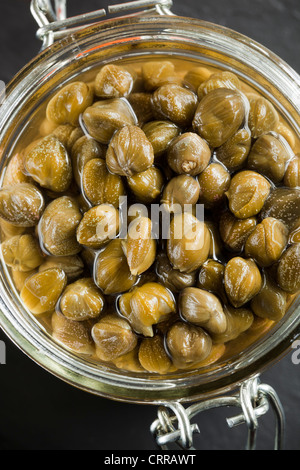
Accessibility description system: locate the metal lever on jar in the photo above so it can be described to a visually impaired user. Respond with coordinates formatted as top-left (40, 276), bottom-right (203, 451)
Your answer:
top-left (30, 0), bottom-right (174, 50)
top-left (151, 376), bottom-right (286, 450)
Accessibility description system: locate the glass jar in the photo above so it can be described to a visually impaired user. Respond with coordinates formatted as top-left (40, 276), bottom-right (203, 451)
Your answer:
top-left (0, 8), bottom-right (299, 406)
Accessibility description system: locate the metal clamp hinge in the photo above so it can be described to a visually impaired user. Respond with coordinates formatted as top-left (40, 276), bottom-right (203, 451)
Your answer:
top-left (31, 0), bottom-right (174, 50)
top-left (150, 377), bottom-right (286, 450)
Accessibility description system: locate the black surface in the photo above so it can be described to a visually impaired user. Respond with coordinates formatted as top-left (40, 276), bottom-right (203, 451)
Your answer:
top-left (0, 0), bottom-right (299, 451)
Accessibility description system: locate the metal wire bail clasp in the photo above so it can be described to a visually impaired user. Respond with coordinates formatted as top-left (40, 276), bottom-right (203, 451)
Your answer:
top-left (151, 377), bottom-right (286, 450)
top-left (30, 0), bottom-right (174, 50)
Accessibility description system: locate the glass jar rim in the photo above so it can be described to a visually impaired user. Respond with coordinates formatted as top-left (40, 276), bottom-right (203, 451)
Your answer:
top-left (0, 14), bottom-right (299, 403)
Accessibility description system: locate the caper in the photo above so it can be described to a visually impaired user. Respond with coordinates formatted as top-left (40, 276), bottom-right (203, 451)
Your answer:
top-left (167, 132), bottom-right (211, 176)
top-left (3, 152), bottom-right (33, 186)
top-left (142, 120), bottom-right (180, 159)
top-left (193, 88), bottom-right (245, 148)
top-left (284, 156), bottom-right (300, 188)
top-left (247, 134), bottom-right (292, 183)
top-left (39, 118), bottom-right (57, 137)
top-left (211, 304), bottom-right (254, 344)
top-left (277, 243), bottom-right (300, 294)
top-left (260, 188), bottom-right (300, 230)
top-left (94, 239), bottom-right (137, 295)
top-left (38, 196), bottom-right (82, 256)
top-left (127, 166), bottom-right (164, 204)
top-left (197, 259), bottom-right (227, 302)
top-left (38, 255), bottom-right (84, 281)
top-left (0, 183), bottom-right (45, 227)
top-left (161, 175), bottom-right (200, 214)
top-left (0, 219), bottom-right (27, 240)
top-left (179, 287), bottom-right (227, 335)
top-left (52, 311), bottom-right (94, 355)
top-left (122, 216), bottom-right (156, 276)
top-left (92, 314), bottom-right (138, 362)
top-left (20, 268), bottom-right (67, 315)
top-left (245, 218), bottom-right (288, 267)
top-left (1, 234), bottom-right (44, 272)
top-left (128, 92), bottom-right (154, 125)
top-left (94, 64), bottom-right (133, 98)
top-left (106, 125), bottom-right (154, 176)
top-left (183, 66), bottom-right (212, 92)
top-left (24, 135), bottom-right (72, 193)
top-left (289, 220), bottom-right (300, 244)
top-left (197, 71), bottom-right (241, 100)
top-left (82, 98), bottom-right (137, 144)
top-left (216, 128), bottom-right (251, 172)
top-left (82, 158), bottom-right (125, 208)
top-left (46, 81), bottom-right (93, 126)
top-left (71, 135), bottom-right (105, 187)
top-left (152, 84), bottom-right (198, 127)
top-left (166, 322), bottom-right (212, 369)
top-left (219, 211), bottom-right (257, 252)
top-left (142, 61), bottom-right (177, 91)
top-left (251, 275), bottom-right (287, 322)
top-left (224, 257), bottom-right (262, 308)
top-left (198, 163), bottom-right (231, 208)
top-left (50, 124), bottom-right (79, 151)
top-left (247, 93), bottom-right (279, 138)
top-left (138, 335), bottom-right (172, 374)
top-left (276, 122), bottom-right (296, 150)
top-left (119, 282), bottom-right (176, 337)
top-left (113, 347), bottom-right (145, 373)
top-left (155, 252), bottom-right (197, 293)
top-left (167, 212), bottom-right (211, 273)
top-left (11, 268), bottom-right (37, 293)
top-left (76, 205), bottom-right (120, 249)
top-left (226, 170), bottom-right (271, 219)
top-left (59, 278), bottom-right (105, 321)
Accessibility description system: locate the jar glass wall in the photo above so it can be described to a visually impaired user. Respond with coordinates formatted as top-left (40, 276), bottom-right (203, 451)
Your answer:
top-left (0, 16), bottom-right (299, 403)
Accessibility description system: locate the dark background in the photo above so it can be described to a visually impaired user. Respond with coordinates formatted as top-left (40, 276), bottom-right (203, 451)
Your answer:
top-left (0, 0), bottom-right (299, 451)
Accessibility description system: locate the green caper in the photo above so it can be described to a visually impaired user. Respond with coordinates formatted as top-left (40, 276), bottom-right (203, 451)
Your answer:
top-left (161, 175), bottom-right (201, 213)
top-left (245, 218), bottom-right (288, 267)
top-left (167, 132), bottom-right (211, 176)
top-left (247, 93), bottom-right (279, 138)
top-left (59, 278), bottom-right (105, 321)
top-left (155, 252), bottom-right (197, 293)
top-left (92, 314), bottom-right (138, 362)
top-left (198, 163), bottom-right (231, 208)
top-left (226, 171), bottom-right (271, 219)
top-left (224, 257), bottom-right (262, 308)
top-left (152, 84), bottom-right (198, 127)
top-left (24, 135), bottom-right (72, 193)
top-left (0, 183), bottom-right (45, 227)
top-left (38, 196), bottom-right (82, 256)
top-left (166, 322), bottom-right (212, 369)
top-left (46, 81), bottom-right (93, 126)
top-left (142, 120), bottom-right (180, 159)
top-left (216, 128), bottom-right (251, 171)
top-left (247, 134), bottom-right (292, 183)
top-left (94, 239), bottom-right (137, 295)
top-left (106, 125), bottom-right (154, 176)
top-left (20, 268), bottom-right (67, 315)
top-left (167, 212), bottom-right (211, 273)
top-left (94, 64), bottom-right (133, 98)
top-left (82, 98), bottom-right (137, 144)
top-left (71, 136), bottom-right (106, 187)
top-left (193, 88), bottom-right (245, 148)
top-left (127, 166), bottom-right (164, 204)
top-left (76, 205), bottom-right (120, 249)
top-left (82, 158), bottom-right (125, 208)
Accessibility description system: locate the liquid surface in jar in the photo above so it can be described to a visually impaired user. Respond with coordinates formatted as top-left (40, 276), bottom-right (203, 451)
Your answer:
top-left (0, 56), bottom-right (299, 376)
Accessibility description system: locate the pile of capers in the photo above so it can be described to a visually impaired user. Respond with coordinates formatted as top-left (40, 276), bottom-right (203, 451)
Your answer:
top-left (0, 60), bottom-right (299, 375)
